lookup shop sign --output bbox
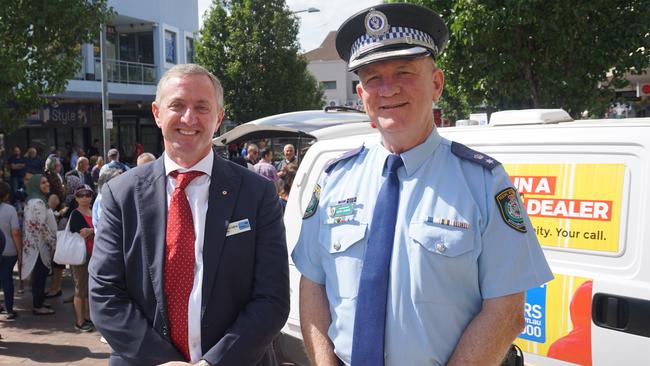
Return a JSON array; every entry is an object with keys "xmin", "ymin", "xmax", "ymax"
[{"xmin": 23, "ymin": 104, "xmax": 91, "ymax": 127}]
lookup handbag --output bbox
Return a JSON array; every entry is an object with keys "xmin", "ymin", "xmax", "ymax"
[{"xmin": 54, "ymin": 216, "xmax": 87, "ymax": 265}]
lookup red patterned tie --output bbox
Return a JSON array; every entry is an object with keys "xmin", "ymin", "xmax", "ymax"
[{"xmin": 164, "ymin": 170, "xmax": 204, "ymax": 361}]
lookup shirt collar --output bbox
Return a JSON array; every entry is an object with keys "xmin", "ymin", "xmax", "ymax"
[
  {"xmin": 163, "ymin": 150, "xmax": 213, "ymax": 177},
  {"xmin": 376, "ymin": 127, "xmax": 442, "ymax": 177}
]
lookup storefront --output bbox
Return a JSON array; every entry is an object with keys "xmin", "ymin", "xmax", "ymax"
[{"xmin": 6, "ymin": 102, "xmax": 162, "ymax": 165}]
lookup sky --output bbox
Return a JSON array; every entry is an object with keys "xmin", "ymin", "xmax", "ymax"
[{"xmin": 197, "ymin": 0, "xmax": 378, "ymax": 52}]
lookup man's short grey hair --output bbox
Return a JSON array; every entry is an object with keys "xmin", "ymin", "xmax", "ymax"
[
  {"xmin": 155, "ymin": 63, "xmax": 224, "ymax": 108},
  {"xmin": 107, "ymin": 148, "xmax": 119, "ymax": 159},
  {"xmin": 97, "ymin": 168, "xmax": 123, "ymax": 192},
  {"xmin": 136, "ymin": 152, "xmax": 156, "ymax": 166},
  {"xmin": 76, "ymin": 156, "xmax": 89, "ymax": 169}
]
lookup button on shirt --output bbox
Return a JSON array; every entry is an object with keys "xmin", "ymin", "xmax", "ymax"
[
  {"xmin": 292, "ymin": 129, "xmax": 553, "ymax": 365},
  {"xmin": 164, "ymin": 151, "xmax": 213, "ymax": 363}
]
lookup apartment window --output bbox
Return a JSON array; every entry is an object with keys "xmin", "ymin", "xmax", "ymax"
[
  {"xmin": 119, "ymin": 32, "xmax": 154, "ymax": 64},
  {"xmin": 321, "ymin": 81, "xmax": 337, "ymax": 90},
  {"xmin": 186, "ymin": 37, "xmax": 195, "ymax": 63},
  {"xmin": 165, "ymin": 30, "xmax": 177, "ymax": 64}
]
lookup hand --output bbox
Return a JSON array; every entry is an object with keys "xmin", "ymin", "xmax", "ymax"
[{"xmin": 80, "ymin": 228, "xmax": 93, "ymax": 238}]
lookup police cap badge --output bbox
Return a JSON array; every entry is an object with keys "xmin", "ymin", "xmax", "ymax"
[{"xmin": 335, "ymin": 3, "xmax": 449, "ymax": 71}]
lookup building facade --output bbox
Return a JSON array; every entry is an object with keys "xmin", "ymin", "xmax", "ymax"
[
  {"xmin": 304, "ymin": 32, "xmax": 362, "ymax": 110},
  {"xmin": 6, "ymin": 0, "xmax": 199, "ymax": 165}
]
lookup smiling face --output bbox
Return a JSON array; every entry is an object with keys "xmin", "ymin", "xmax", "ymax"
[
  {"xmin": 39, "ymin": 177, "xmax": 50, "ymax": 195},
  {"xmin": 283, "ymin": 144, "xmax": 295, "ymax": 161},
  {"xmin": 152, "ymin": 74, "xmax": 224, "ymax": 167},
  {"xmin": 75, "ymin": 190, "xmax": 92, "ymax": 208},
  {"xmin": 356, "ymin": 56, "xmax": 444, "ymax": 153}
]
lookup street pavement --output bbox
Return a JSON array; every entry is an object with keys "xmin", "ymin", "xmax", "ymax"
[{"xmin": 0, "ymin": 269, "xmax": 111, "ymax": 365}]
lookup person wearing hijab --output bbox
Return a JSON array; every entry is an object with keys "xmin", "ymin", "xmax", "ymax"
[{"xmin": 21, "ymin": 174, "xmax": 57, "ymax": 315}]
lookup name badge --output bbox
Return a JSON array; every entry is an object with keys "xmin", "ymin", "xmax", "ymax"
[{"xmin": 226, "ymin": 219, "xmax": 251, "ymax": 237}]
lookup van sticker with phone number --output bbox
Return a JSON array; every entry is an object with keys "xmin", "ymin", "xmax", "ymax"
[
  {"xmin": 516, "ymin": 275, "xmax": 593, "ymax": 365},
  {"xmin": 504, "ymin": 163, "xmax": 625, "ymax": 253}
]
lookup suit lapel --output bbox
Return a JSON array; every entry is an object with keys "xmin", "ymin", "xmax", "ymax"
[
  {"xmin": 201, "ymin": 152, "xmax": 242, "ymax": 317},
  {"xmin": 136, "ymin": 158, "xmax": 169, "ymax": 324}
]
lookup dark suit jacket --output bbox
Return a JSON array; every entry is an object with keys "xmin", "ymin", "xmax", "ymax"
[
  {"xmin": 88, "ymin": 152, "xmax": 290, "ymax": 366},
  {"xmin": 65, "ymin": 169, "xmax": 93, "ymax": 187}
]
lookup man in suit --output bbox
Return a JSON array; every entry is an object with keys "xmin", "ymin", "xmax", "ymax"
[
  {"xmin": 65, "ymin": 156, "xmax": 92, "ymax": 187},
  {"xmin": 89, "ymin": 64, "xmax": 290, "ymax": 366}
]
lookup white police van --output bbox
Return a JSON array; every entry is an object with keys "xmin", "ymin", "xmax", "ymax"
[{"xmin": 276, "ymin": 109, "xmax": 650, "ymax": 366}]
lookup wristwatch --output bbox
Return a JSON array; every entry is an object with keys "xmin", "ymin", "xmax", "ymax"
[{"xmin": 196, "ymin": 360, "xmax": 212, "ymax": 366}]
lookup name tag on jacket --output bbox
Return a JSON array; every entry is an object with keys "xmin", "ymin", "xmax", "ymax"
[{"xmin": 226, "ymin": 219, "xmax": 251, "ymax": 237}]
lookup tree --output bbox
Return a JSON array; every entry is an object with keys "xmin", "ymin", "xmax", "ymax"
[
  {"xmin": 0, "ymin": 0, "xmax": 113, "ymax": 133},
  {"xmin": 197, "ymin": 0, "xmax": 323, "ymax": 124},
  {"xmin": 395, "ymin": 0, "xmax": 650, "ymax": 120}
]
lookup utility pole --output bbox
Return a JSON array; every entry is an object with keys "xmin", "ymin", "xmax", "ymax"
[{"xmin": 100, "ymin": 23, "xmax": 110, "ymax": 159}]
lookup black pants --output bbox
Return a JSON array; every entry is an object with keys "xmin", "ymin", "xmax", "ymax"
[
  {"xmin": 0, "ymin": 255, "xmax": 18, "ymax": 312},
  {"xmin": 31, "ymin": 256, "xmax": 49, "ymax": 308}
]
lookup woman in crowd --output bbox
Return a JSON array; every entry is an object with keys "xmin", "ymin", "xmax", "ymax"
[
  {"xmin": 277, "ymin": 164, "xmax": 297, "ymax": 213},
  {"xmin": 90, "ymin": 156, "xmax": 103, "ymax": 186},
  {"xmin": 21, "ymin": 174, "xmax": 57, "ymax": 315},
  {"xmin": 0, "ymin": 182, "xmax": 23, "ymax": 319},
  {"xmin": 43, "ymin": 156, "xmax": 66, "ymax": 298},
  {"xmin": 68, "ymin": 184, "xmax": 95, "ymax": 332},
  {"xmin": 43, "ymin": 155, "xmax": 65, "ymax": 204}
]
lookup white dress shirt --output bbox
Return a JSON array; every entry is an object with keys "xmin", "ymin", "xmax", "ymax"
[{"xmin": 164, "ymin": 151, "xmax": 213, "ymax": 363}]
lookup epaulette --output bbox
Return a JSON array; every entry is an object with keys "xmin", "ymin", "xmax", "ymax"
[
  {"xmin": 451, "ymin": 141, "xmax": 500, "ymax": 171},
  {"xmin": 324, "ymin": 144, "xmax": 365, "ymax": 174}
]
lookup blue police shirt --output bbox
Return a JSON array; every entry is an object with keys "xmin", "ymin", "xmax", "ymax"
[{"xmin": 291, "ymin": 128, "xmax": 554, "ymax": 365}]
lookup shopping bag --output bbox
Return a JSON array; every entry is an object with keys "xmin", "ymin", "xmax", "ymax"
[{"xmin": 54, "ymin": 218, "xmax": 86, "ymax": 265}]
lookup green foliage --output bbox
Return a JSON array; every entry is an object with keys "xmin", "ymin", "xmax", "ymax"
[
  {"xmin": 197, "ymin": 0, "xmax": 324, "ymax": 124},
  {"xmin": 0, "ymin": 0, "xmax": 113, "ymax": 133},
  {"xmin": 393, "ymin": 0, "xmax": 650, "ymax": 120}
]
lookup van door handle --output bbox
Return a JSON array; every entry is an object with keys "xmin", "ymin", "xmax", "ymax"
[{"xmin": 592, "ymin": 293, "xmax": 650, "ymax": 338}]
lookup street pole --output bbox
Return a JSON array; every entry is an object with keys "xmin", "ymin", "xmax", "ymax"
[{"xmin": 100, "ymin": 23, "xmax": 109, "ymax": 159}]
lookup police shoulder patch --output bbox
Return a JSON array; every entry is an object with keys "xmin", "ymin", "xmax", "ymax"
[
  {"xmin": 451, "ymin": 141, "xmax": 500, "ymax": 171},
  {"xmin": 495, "ymin": 187, "xmax": 527, "ymax": 233},
  {"xmin": 324, "ymin": 145, "xmax": 365, "ymax": 174},
  {"xmin": 303, "ymin": 184, "xmax": 321, "ymax": 219}
]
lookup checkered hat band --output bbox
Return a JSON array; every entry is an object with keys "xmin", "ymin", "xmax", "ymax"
[{"xmin": 350, "ymin": 26, "xmax": 437, "ymax": 60}]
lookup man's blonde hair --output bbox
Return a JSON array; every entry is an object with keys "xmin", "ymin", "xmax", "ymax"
[{"xmin": 155, "ymin": 63, "xmax": 224, "ymax": 108}]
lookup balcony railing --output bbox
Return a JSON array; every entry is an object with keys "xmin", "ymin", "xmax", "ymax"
[{"xmin": 93, "ymin": 58, "xmax": 157, "ymax": 85}]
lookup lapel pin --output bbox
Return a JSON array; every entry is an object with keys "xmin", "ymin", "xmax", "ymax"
[{"xmin": 222, "ymin": 190, "xmax": 228, "ymax": 196}]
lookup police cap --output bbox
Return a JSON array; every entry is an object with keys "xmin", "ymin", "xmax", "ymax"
[{"xmin": 335, "ymin": 3, "xmax": 449, "ymax": 72}]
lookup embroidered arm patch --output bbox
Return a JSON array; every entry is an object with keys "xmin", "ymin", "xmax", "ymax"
[
  {"xmin": 303, "ymin": 184, "xmax": 321, "ymax": 219},
  {"xmin": 495, "ymin": 187, "xmax": 527, "ymax": 233}
]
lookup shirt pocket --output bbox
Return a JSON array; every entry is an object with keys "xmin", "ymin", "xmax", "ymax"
[
  {"xmin": 408, "ymin": 222, "xmax": 477, "ymax": 303},
  {"xmin": 319, "ymin": 223, "xmax": 367, "ymax": 299}
]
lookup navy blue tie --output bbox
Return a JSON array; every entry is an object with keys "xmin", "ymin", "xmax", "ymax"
[{"xmin": 351, "ymin": 154, "xmax": 403, "ymax": 366}]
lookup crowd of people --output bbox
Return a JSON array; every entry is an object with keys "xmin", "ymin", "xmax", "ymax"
[
  {"xmin": 0, "ymin": 142, "xmax": 156, "ymax": 337},
  {"xmin": 233, "ymin": 141, "xmax": 300, "ymax": 211}
]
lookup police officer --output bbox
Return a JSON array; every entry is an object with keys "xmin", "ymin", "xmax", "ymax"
[{"xmin": 291, "ymin": 3, "xmax": 553, "ymax": 366}]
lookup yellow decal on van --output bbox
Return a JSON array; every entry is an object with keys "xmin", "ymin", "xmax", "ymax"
[
  {"xmin": 504, "ymin": 163, "xmax": 625, "ymax": 253},
  {"xmin": 516, "ymin": 274, "xmax": 593, "ymax": 365}
]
